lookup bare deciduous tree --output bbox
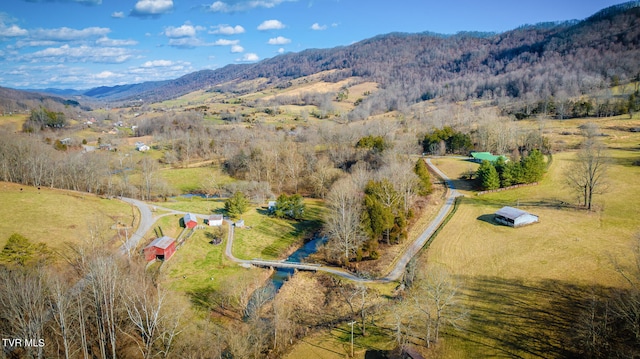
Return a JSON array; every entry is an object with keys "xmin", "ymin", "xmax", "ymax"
[
  {"xmin": 566, "ymin": 123, "xmax": 609, "ymax": 211},
  {"xmin": 0, "ymin": 267, "xmax": 48, "ymax": 359},
  {"xmin": 411, "ymin": 266, "xmax": 465, "ymax": 347},
  {"xmin": 324, "ymin": 178, "xmax": 366, "ymax": 263}
]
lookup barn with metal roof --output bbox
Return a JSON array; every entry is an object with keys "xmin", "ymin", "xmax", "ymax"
[
  {"xmin": 143, "ymin": 236, "xmax": 177, "ymax": 261},
  {"xmin": 494, "ymin": 206, "xmax": 539, "ymax": 227}
]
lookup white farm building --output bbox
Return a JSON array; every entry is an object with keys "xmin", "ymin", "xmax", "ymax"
[{"xmin": 494, "ymin": 206, "xmax": 539, "ymax": 227}]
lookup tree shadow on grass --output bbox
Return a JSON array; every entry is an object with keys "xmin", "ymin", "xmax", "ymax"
[
  {"xmin": 188, "ymin": 286, "xmax": 216, "ymax": 311},
  {"xmin": 452, "ymin": 275, "xmax": 623, "ymax": 358},
  {"xmin": 260, "ymin": 219, "xmax": 324, "ymax": 258}
]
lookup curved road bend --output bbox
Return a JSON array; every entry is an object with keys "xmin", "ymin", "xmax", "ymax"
[{"xmin": 122, "ymin": 157, "xmax": 461, "ymax": 283}]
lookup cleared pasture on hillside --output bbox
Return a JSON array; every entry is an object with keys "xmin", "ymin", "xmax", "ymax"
[
  {"xmin": 0, "ymin": 182, "xmax": 135, "ymax": 253},
  {"xmin": 426, "ymin": 146, "xmax": 640, "ymax": 357},
  {"xmin": 158, "ymin": 165, "xmax": 234, "ymax": 193},
  {"xmin": 0, "ymin": 114, "xmax": 27, "ymax": 131}
]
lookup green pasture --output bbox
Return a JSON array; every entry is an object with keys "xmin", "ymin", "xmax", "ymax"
[
  {"xmin": 158, "ymin": 165, "xmax": 234, "ymax": 193},
  {"xmin": 0, "ymin": 182, "xmax": 135, "ymax": 254},
  {"xmin": 161, "ymin": 224, "xmax": 247, "ymax": 294},
  {"xmin": 156, "ymin": 196, "xmax": 226, "ymax": 215},
  {"xmin": 232, "ymin": 199, "xmax": 325, "ymax": 260}
]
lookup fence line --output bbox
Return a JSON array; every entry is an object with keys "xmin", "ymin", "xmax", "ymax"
[{"xmin": 476, "ymin": 182, "xmax": 539, "ymax": 195}]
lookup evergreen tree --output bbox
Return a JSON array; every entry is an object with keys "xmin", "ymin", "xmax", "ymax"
[
  {"xmin": 501, "ymin": 161, "xmax": 521, "ymax": 187},
  {"xmin": 225, "ymin": 191, "xmax": 249, "ymax": 219},
  {"xmin": 414, "ymin": 159, "xmax": 433, "ymax": 195},
  {"xmin": 0, "ymin": 233, "xmax": 49, "ymax": 267},
  {"xmin": 476, "ymin": 160, "xmax": 500, "ymax": 190},
  {"xmin": 520, "ymin": 149, "xmax": 546, "ymax": 183},
  {"xmin": 273, "ymin": 193, "xmax": 305, "ymax": 220}
]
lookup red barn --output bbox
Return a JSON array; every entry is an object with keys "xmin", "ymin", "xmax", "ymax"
[
  {"xmin": 143, "ymin": 236, "xmax": 176, "ymax": 262},
  {"xmin": 183, "ymin": 213, "xmax": 198, "ymax": 229}
]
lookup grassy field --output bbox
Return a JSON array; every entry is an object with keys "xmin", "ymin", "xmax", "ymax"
[
  {"xmin": 158, "ymin": 165, "xmax": 234, "ymax": 194},
  {"xmin": 0, "ymin": 114, "xmax": 27, "ymax": 131},
  {"xmin": 232, "ymin": 199, "xmax": 325, "ymax": 260},
  {"xmin": 424, "ymin": 119, "xmax": 640, "ymax": 357},
  {"xmin": 0, "ymin": 181, "xmax": 135, "ymax": 253},
  {"xmin": 162, "ymin": 224, "xmax": 240, "ymax": 292},
  {"xmin": 156, "ymin": 196, "xmax": 226, "ymax": 215},
  {"xmin": 283, "ymin": 116, "xmax": 640, "ymax": 358}
]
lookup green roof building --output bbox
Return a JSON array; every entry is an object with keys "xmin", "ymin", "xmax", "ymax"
[{"xmin": 470, "ymin": 152, "xmax": 508, "ymax": 163}]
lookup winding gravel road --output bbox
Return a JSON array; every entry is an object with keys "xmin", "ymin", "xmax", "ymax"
[{"xmin": 121, "ymin": 158, "xmax": 460, "ymax": 283}]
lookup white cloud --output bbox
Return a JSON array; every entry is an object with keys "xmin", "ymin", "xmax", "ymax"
[
  {"xmin": 31, "ymin": 27, "xmax": 110, "ymax": 41},
  {"xmin": 213, "ymin": 39, "xmax": 239, "ymax": 46},
  {"xmin": 257, "ymin": 20, "xmax": 285, "ymax": 31},
  {"xmin": 95, "ymin": 71, "xmax": 117, "ymax": 79},
  {"xmin": 267, "ymin": 36, "xmax": 290, "ymax": 45},
  {"xmin": 210, "ymin": 24, "xmax": 245, "ymax": 35},
  {"xmin": 164, "ymin": 24, "xmax": 199, "ymax": 38},
  {"xmin": 237, "ymin": 53, "xmax": 259, "ymax": 62},
  {"xmin": 277, "ymin": 48, "xmax": 284, "ymax": 53},
  {"xmin": 231, "ymin": 44, "xmax": 244, "ymax": 53},
  {"xmin": 15, "ymin": 40, "xmax": 58, "ymax": 48},
  {"xmin": 0, "ymin": 25, "xmax": 28, "ymax": 37},
  {"xmin": 141, "ymin": 59, "xmax": 175, "ymax": 68},
  {"xmin": 132, "ymin": 0, "xmax": 174, "ymax": 16},
  {"xmin": 111, "ymin": 11, "xmax": 125, "ymax": 18},
  {"xmin": 311, "ymin": 23, "xmax": 327, "ymax": 31},
  {"xmin": 168, "ymin": 37, "xmax": 212, "ymax": 48},
  {"xmin": 208, "ymin": 0, "xmax": 293, "ymax": 13},
  {"xmin": 96, "ymin": 36, "xmax": 138, "ymax": 46},
  {"xmin": 23, "ymin": 44, "xmax": 134, "ymax": 63}
]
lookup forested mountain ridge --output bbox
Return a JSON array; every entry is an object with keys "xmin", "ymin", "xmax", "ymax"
[
  {"xmin": 0, "ymin": 86, "xmax": 82, "ymax": 114},
  {"xmin": 26, "ymin": 2, "xmax": 640, "ymax": 111}
]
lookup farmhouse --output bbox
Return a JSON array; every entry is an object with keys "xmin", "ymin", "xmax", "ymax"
[
  {"xmin": 143, "ymin": 236, "xmax": 176, "ymax": 261},
  {"xmin": 494, "ymin": 206, "xmax": 539, "ymax": 227},
  {"xmin": 206, "ymin": 214, "xmax": 223, "ymax": 226},
  {"xmin": 471, "ymin": 152, "xmax": 508, "ymax": 163},
  {"xmin": 183, "ymin": 213, "xmax": 198, "ymax": 229}
]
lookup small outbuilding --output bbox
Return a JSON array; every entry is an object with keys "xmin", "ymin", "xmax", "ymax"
[
  {"xmin": 206, "ymin": 214, "xmax": 223, "ymax": 226},
  {"xmin": 143, "ymin": 236, "xmax": 176, "ymax": 261},
  {"xmin": 183, "ymin": 213, "xmax": 198, "ymax": 229},
  {"xmin": 494, "ymin": 206, "xmax": 539, "ymax": 227},
  {"xmin": 235, "ymin": 219, "xmax": 245, "ymax": 228}
]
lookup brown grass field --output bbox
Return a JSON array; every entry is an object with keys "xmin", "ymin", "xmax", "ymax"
[
  {"xmin": 284, "ymin": 116, "xmax": 640, "ymax": 358},
  {"xmin": 426, "ymin": 117, "xmax": 640, "ymax": 358},
  {"xmin": 0, "ymin": 181, "xmax": 136, "ymax": 254}
]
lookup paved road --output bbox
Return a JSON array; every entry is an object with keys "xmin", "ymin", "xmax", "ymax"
[
  {"xmin": 379, "ymin": 158, "xmax": 460, "ymax": 281},
  {"xmin": 119, "ymin": 197, "xmax": 154, "ymax": 256},
  {"xmin": 122, "ymin": 157, "xmax": 460, "ymax": 283},
  {"xmin": 222, "ymin": 157, "xmax": 461, "ymax": 283}
]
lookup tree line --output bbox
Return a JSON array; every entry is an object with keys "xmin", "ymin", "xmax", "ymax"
[{"xmin": 476, "ymin": 150, "xmax": 547, "ymax": 190}]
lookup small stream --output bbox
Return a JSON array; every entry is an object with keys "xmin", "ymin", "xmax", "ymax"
[
  {"xmin": 270, "ymin": 235, "xmax": 327, "ymax": 291},
  {"xmin": 244, "ymin": 235, "xmax": 327, "ymax": 319}
]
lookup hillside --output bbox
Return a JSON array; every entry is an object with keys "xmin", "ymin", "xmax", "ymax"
[
  {"xmin": 0, "ymin": 86, "xmax": 82, "ymax": 114},
  {"xmin": 44, "ymin": 1, "xmax": 639, "ymax": 114}
]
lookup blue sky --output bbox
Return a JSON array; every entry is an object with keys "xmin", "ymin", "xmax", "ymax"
[{"xmin": 0, "ymin": 0, "xmax": 626, "ymax": 89}]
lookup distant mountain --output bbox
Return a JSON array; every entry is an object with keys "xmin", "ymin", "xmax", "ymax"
[
  {"xmin": 24, "ymin": 1, "xmax": 640, "ymax": 111},
  {"xmin": 0, "ymin": 86, "xmax": 81, "ymax": 114}
]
